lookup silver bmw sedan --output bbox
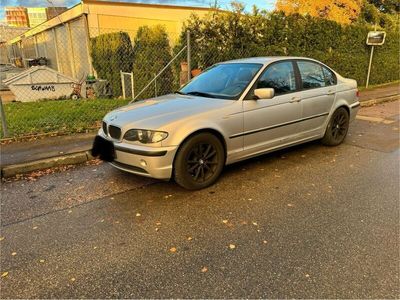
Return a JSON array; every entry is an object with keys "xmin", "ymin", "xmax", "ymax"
[{"xmin": 92, "ymin": 57, "xmax": 360, "ymax": 190}]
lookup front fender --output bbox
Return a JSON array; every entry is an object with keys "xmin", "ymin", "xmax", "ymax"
[{"xmin": 161, "ymin": 119, "xmax": 228, "ymax": 147}]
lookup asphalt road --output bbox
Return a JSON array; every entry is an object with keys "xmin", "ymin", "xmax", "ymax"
[{"xmin": 1, "ymin": 101, "xmax": 399, "ymax": 298}]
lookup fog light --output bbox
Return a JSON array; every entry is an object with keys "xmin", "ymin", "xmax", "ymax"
[{"xmin": 140, "ymin": 159, "xmax": 147, "ymax": 167}]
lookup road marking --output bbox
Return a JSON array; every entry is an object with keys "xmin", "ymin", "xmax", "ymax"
[{"xmin": 356, "ymin": 115, "xmax": 395, "ymax": 124}]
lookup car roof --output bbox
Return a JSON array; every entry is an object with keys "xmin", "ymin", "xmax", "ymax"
[{"xmin": 220, "ymin": 56, "xmax": 317, "ymax": 65}]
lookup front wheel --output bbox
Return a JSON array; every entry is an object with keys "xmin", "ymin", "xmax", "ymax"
[
  {"xmin": 174, "ymin": 133, "xmax": 225, "ymax": 190},
  {"xmin": 322, "ymin": 107, "xmax": 349, "ymax": 146}
]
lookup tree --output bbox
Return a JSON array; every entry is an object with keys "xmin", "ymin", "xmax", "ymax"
[
  {"xmin": 275, "ymin": 0, "xmax": 363, "ymax": 24},
  {"xmin": 367, "ymin": 0, "xmax": 399, "ymax": 13},
  {"xmin": 133, "ymin": 25, "xmax": 173, "ymax": 99},
  {"xmin": 90, "ymin": 32, "xmax": 134, "ymax": 96}
]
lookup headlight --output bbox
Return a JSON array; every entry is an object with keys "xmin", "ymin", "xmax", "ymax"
[{"xmin": 123, "ymin": 129, "xmax": 168, "ymax": 143}]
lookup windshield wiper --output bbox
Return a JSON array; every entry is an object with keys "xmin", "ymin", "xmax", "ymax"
[
  {"xmin": 185, "ymin": 91, "xmax": 216, "ymax": 98},
  {"xmin": 174, "ymin": 91, "xmax": 186, "ymax": 95}
]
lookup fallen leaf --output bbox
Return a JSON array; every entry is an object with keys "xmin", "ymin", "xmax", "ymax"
[
  {"xmin": 71, "ymin": 277, "xmax": 76, "ymax": 282},
  {"xmin": 229, "ymin": 244, "xmax": 236, "ymax": 250},
  {"xmin": 222, "ymin": 220, "xmax": 228, "ymax": 224},
  {"xmin": 1, "ymin": 272, "xmax": 9, "ymax": 277},
  {"xmin": 169, "ymin": 247, "xmax": 177, "ymax": 253},
  {"xmin": 252, "ymin": 222, "xmax": 258, "ymax": 226},
  {"xmin": 39, "ymin": 259, "xmax": 45, "ymax": 263},
  {"xmin": 93, "ymin": 246, "xmax": 98, "ymax": 249},
  {"xmin": 68, "ymin": 210, "xmax": 72, "ymax": 214},
  {"xmin": 136, "ymin": 213, "xmax": 141, "ymax": 217},
  {"xmin": 305, "ymin": 274, "xmax": 310, "ymax": 278},
  {"xmin": 11, "ymin": 252, "xmax": 16, "ymax": 256},
  {"xmin": 156, "ymin": 222, "xmax": 161, "ymax": 226},
  {"xmin": 201, "ymin": 267, "xmax": 208, "ymax": 273},
  {"xmin": 32, "ymin": 226, "xmax": 38, "ymax": 230},
  {"xmin": 287, "ymin": 203, "xmax": 294, "ymax": 207},
  {"xmin": 0, "ymin": 237, "xmax": 4, "ymax": 241},
  {"xmin": 155, "ymin": 228, "xmax": 159, "ymax": 232},
  {"xmin": 248, "ymin": 198, "xmax": 252, "ymax": 201},
  {"xmin": 187, "ymin": 236, "xmax": 193, "ymax": 241},
  {"xmin": 263, "ymin": 240, "xmax": 268, "ymax": 244}
]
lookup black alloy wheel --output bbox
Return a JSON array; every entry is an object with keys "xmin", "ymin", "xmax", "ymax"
[
  {"xmin": 174, "ymin": 133, "xmax": 225, "ymax": 190},
  {"xmin": 322, "ymin": 107, "xmax": 350, "ymax": 146}
]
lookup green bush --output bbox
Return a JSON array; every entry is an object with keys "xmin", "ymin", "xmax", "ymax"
[
  {"xmin": 133, "ymin": 25, "xmax": 174, "ymax": 99},
  {"xmin": 179, "ymin": 10, "xmax": 399, "ymax": 86},
  {"xmin": 90, "ymin": 32, "xmax": 134, "ymax": 97}
]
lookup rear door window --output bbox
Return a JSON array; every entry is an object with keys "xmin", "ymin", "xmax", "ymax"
[
  {"xmin": 322, "ymin": 66, "xmax": 337, "ymax": 86},
  {"xmin": 297, "ymin": 61, "xmax": 326, "ymax": 89}
]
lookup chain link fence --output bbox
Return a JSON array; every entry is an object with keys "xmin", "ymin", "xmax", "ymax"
[{"xmin": 0, "ymin": 23, "xmax": 277, "ymax": 140}]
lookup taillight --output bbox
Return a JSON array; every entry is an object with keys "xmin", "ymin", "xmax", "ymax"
[{"xmin": 356, "ymin": 89, "xmax": 360, "ymax": 97}]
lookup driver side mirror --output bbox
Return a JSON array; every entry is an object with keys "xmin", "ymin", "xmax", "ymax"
[{"xmin": 254, "ymin": 88, "xmax": 274, "ymax": 100}]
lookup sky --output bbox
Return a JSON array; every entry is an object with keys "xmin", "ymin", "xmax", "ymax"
[{"xmin": 0, "ymin": 0, "xmax": 275, "ymax": 23}]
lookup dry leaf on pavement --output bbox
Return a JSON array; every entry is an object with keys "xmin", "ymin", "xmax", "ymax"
[
  {"xmin": 1, "ymin": 272, "xmax": 9, "ymax": 277},
  {"xmin": 169, "ymin": 247, "xmax": 177, "ymax": 253},
  {"xmin": 201, "ymin": 267, "xmax": 208, "ymax": 273},
  {"xmin": 229, "ymin": 244, "xmax": 236, "ymax": 250}
]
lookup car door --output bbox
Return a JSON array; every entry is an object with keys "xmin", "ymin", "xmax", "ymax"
[
  {"xmin": 241, "ymin": 60, "xmax": 303, "ymax": 156},
  {"xmin": 295, "ymin": 60, "xmax": 337, "ymax": 135}
]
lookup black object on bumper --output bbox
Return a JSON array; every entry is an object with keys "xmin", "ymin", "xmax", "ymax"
[{"xmin": 91, "ymin": 136, "xmax": 115, "ymax": 162}]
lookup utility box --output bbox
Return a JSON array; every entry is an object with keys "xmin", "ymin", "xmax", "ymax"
[{"xmin": 3, "ymin": 66, "xmax": 81, "ymax": 102}]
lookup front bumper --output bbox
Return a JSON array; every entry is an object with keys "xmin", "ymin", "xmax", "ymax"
[{"xmin": 94, "ymin": 134, "xmax": 178, "ymax": 179}]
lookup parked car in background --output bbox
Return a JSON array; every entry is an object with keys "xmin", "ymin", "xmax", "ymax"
[{"xmin": 92, "ymin": 57, "xmax": 360, "ymax": 190}]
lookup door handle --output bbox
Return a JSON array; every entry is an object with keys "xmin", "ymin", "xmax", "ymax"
[
  {"xmin": 326, "ymin": 90, "xmax": 335, "ymax": 95},
  {"xmin": 289, "ymin": 96, "xmax": 301, "ymax": 103}
]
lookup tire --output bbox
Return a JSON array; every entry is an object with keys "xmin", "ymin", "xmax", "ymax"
[
  {"xmin": 322, "ymin": 107, "xmax": 350, "ymax": 146},
  {"xmin": 71, "ymin": 94, "xmax": 79, "ymax": 100},
  {"xmin": 174, "ymin": 132, "xmax": 225, "ymax": 190}
]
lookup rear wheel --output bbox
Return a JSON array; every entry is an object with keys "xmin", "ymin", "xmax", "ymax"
[
  {"xmin": 322, "ymin": 107, "xmax": 349, "ymax": 146},
  {"xmin": 174, "ymin": 133, "xmax": 225, "ymax": 190}
]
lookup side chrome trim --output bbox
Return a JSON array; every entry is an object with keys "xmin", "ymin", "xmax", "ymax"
[
  {"xmin": 350, "ymin": 102, "xmax": 360, "ymax": 109},
  {"xmin": 114, "ymin": 145, "xmax": 167, "ymax": 157},
  {"xmin": 230, "ymin": 112, "xmax": 329, "ymax": 139}
]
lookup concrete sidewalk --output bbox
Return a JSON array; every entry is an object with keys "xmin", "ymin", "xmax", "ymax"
[
  {"xmin": 1, "ymin": 133, "xmax": 95, "ymax": 167},
  {"xmin": 1, "ymin": 82, "xmax": 399, "ymax": 176},
  {"xmin": 359, "ymin": 82, "xmax": 399, "ymax": 101}
]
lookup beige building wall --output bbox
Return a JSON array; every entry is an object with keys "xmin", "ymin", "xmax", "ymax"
[{"xmin": 84, "ymin": 0, "xmax": 212, "ymax": 42}]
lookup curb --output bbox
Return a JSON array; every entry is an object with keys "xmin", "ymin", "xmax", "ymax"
[
  {"xmin": 1, "ymin": 150, "xmax": 93, "ymax": 178},
  {"xmin": 360, "ymin": 94, "xmax": 399, "ymax": 107}
]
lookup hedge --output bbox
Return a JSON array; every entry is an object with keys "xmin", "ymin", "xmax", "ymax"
[
  {"xmin": 90, "ymin": 32, "xmax": 134, "ymax": 97},
  {"xmin": 133, "ymin": 25, "xmax": 174, "ymax": 99},
  {"xmin": 179, "ymin": 11, "xmax": 399, "ymax": 86}
]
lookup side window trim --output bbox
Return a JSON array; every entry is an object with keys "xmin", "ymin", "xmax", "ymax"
[{"xmin": 244, "ymin": 59, "xmax": 299, "ymax": 100}]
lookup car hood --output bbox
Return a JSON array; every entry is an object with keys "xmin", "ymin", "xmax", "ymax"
[{"xmin": 104, "ymin": 93, "xmax": 234, "ymax": 129}]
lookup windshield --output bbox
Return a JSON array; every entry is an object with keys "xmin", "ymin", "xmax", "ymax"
[{"xmin": 179, "ymin": 63, "xmax": 262, "ymax": 100}]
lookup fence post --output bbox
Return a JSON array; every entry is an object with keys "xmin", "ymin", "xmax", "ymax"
[
  {"xmin": 187, "ymin": 30, "xmax": 191, "ymax": 81},
  {"xmin": 120, "ymin": 71, "xmax": 126, "ymax": 99},
  {"xmin": 0, "ymin": 96, "xmax": 9, "ymax": 138}
]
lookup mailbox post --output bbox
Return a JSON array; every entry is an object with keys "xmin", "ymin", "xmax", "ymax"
[{"xmin": 365, "ymin": 30, "xmax": 386, "ymax": 88}]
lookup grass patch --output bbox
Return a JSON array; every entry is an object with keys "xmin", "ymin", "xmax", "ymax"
[{"xmin": 1, "ymin": 98, "xmax": 130, "ymax": 138}]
